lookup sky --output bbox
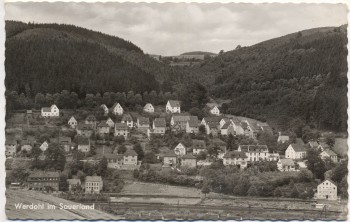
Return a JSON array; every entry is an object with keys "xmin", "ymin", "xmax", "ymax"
[{"xmin": 4, "ymin": 2, "xmax": 348, "ymax": 56}]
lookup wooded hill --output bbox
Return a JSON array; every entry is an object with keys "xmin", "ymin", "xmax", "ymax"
[
  {"xmin": 5, "ymin": 21, "xmax": 184, "ymax": 96},
  {"xmin": 188, "ymin": 25, "xmax": 348, "ymax": 132}
]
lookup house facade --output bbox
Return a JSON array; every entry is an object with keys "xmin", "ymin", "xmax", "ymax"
[
  {"xmin": 27, "ymin": 171, "xmax": 60, "ymax": 191},
  {"xmin": 220, "ymin": 122, "xmax": 235, "ymax": 135},
  {"xmin": 238, "ymin": 145, "xmax": 269, "ymax": 162},
  {"xmin": 277, "ymin": 159, "xmax": 295, "ymax": 171},
  {"xmin": 100, "ymin": 104, "xmax": 109, "ymax": 115},
  {"xmin": 223, "ymin": 151, "xmax": 248, "ymax": 168},
  {"xmin": 186, "ymin": 120, "xmax": 199, "ymax": 134},
  {"xmin": 114, "ymin": 123, "xmax": 129, "ymax": 139},
  {"xmin": 41, "ymin": 104, "xmax": 59, "ymax": 117},
  {"xmin": 97, "ymin": 122, "xmax": 110, "ymax": 135},
  {"xmin": 40, "ymin": 141, "xmax": 49, "ymax": 152},
  {"xmin": 85, "ymin": 115, "xmax": 97, "ymax": 128},
  {"xmin": 5, "ymin": 139, "xmax": 17, "ymax": 157},
  {"xmin": 121, "ymin": 114, "xmax": 134, "ymax": 128},
  {"xmin": 181, "ymin": 154, "xmax": 197, "ymax": 167},
  {"xmin": 163, "ymin": 151, "xmax": 177, "ymax": 166},
  {"xmin": 77, "ymin": 137, "xmax": 90, "ymax": 153},
  {"xmin": 67, "ymin": 179, "xmax": 81, "ymax": 191},
  {"xmin": 111, "ymin": 103, "xmax": 124, "ymax": 115},
  {"xmin": 106, "ymin": 118, "xmax": 115, "ymax": 128},
  {"xmin": 192, "ymin": 140, "xmax": 206, "ymax": 154},
  {"xmin": 174, "ymin": 143, "xmax": 187, "ymax": 156},
  {"xmin": 166, "ymin": 100, "xmax": 181, "ymax": 113},
  {"xmin": 137, "ymin": 117, "xmax": 150, "ymax": 130},
  {"xmin": 123, "ymin": 150, "xmax": 138, "ymax": 165},
  {"xmin": 85, "ymin": 176, "xmax": 103, "ymax": 194},
  {"xmin": 316, "ymin": 179, "xmax": 337, "ymax": 200},
  {"xmin": 68, "ymin": 116, "xmax": 78, "ymax": 128},
  {"xmin": 285, "ymin": 144, "xmax": 307, "ymax": 159},
  {"xmin": 143, "ymin": 103, "xmax": 154, "ymax": 113},
  {"xmin": 320, "ymin": 149, "xmax": 338, "ymax": 163},
  {"xmin": 59, "ymin": 137, "xmax": 72, "ymax": 152},
  {"xmin": 209, "ymin": 106, "xmax": 220, "ymax": 116}
]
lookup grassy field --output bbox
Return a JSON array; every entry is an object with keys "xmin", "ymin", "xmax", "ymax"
[
  {"xmin": 333, "ymin": 138, "xmax": 348, "ymax": 157},
  {"xmin": 6, "ymin": 189, "xmax": 121, "ymax": 220}
]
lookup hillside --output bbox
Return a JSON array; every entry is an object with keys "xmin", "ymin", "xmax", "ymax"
[
  {"xmin": 180, "ymin": 51, "xmax": 217, "ymax": 56},
  {"xmin": 6, "ymin": 189, "xmax": 120, "ymax": 220},
  {"xmin": 189, "ymin": 25, "xmax": 348, "ymax": 132},
  {"xmin": 5, "ymin": 21, "xmax": 184, "ymax": 96}
]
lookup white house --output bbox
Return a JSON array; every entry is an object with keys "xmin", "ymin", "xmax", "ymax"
[
  {"xmin": 121, "ymin": 114, "xmax": 134, "ymax": 128},
  {"xmin": 285, "ymin": 144, "xmax": 307, "ymax": 159},
  {"xmin": 223, "ymin": 151, "xmax": 248, "ymax": 168},
  {"xmin": 41, "ymin": 104, "xmax": 59, "ymax": 117},
  {"xmin": 40, "ymin": 141, "xmax": 49, "ymax": 152},
  {"xmin": 192, "ymin": 140, "xmax": 206, "ymax": 154},
  {"xmin": 277, "ymin": 132, "xmax": 290, "ymax": 143},
  {"xmin": 100, "ymin": 104, "xmax": 109, "ymax": 115},
  {"xmin": 238, "ymin": 145, "xmax": 269, "ymax": 162},
  {"xmin": 209, "ymin": 106, "xmax": 220, "ymax": 116},
  {"xmin": 320, "ymin": 149, "xmax": 338, "ymax": 163},
  {"xmin": 174, "ymin": 143, "xmax": 186, "ymax": 156},
  {"xmin": 68, "ymin": 116, "xmax": 77, "ymax": 128},
  {"xmin": 143, "ymin": 103, "xmax": 154, "ymax": 113},
  {"xmin": 277, "ymin": 158, "xmax": 295, "ymax": 171},
  {"xmin": 316, "ymin": 179, "xmax": 337, "ymax": 200},
  {"xmin": 111, "ymin": 102, "xmax": 123, "ymax": 115},
  {"xmin": 166, "ymin": 100, "xmax": 181, "ymax": 113},
  {"xmin": 106, "ymin": 117, "xmax": 115, "ymax": 128}
]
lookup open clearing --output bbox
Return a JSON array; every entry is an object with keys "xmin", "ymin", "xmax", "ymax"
[
  {"xmin": 6, "ymin": 189, "xmax": 121, "ymax": 220},
  {"xmin": 334, "ymin": 138, "xmax": 348, "ymax": 157}
]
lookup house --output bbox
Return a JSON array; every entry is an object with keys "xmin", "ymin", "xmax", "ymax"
[
  {"xmin": 106, "ymin": 118, "xmax": 115, "ymax": 128},
  {"xmin": 41, "ymin": 104, "xmax": 59, "ymax": 117},
  {"xmin": 103, "ymin": 154, "xmax": 124, "ymax": 168},
  {"xmin": 318, "ymin": 142, "xmax": 330, "ymax": 152},
  {"xmin": 67, "ymin": 179, "xmax": 81, "ymax": 191},
  {"xmin": 111, "ymin": 102, "xmax": 124, "ymax": 115},
  {"xmin": 85, "ymin": 115, "xmax": 97, "ymax": 128},
  {"xmin": 277, "ymin": 132, "xmax": 290, "ymax": 143},
  {"xmin": 206, "ymin": 122, "xmax": 220, "ymax": 136},
  {"xmin": 174, "ymin": 143, "xmax": 187, "ymax": 156},
  {"xmin": 123, "ymin": 150, "xmax": 138, "ymax": 165},
  {"xmin": 68, "ymin": 116, "xmax": 78, "ymax": 128},
  {"xmin": 238, "ymin": 145, "xmax": 269, "ymax": 162},
  {"xmin": 192, "ymin": 140, "xmax": 206, "ymax": 155},
  {"xmin": 59, "ymin": 137, "xmax": 72, "ymax": 152},
  {"xmin": 285, "ymin": 143, "xmax": 307, "ymax": 159},
  {"xmin": 100, "ymin": 104, "xmax": 109, "ymax": 115},
  {"xmin": 186, "ymin": 119, "xmax": 200, "ymax": 134},
  {"xmin": 137, "ymin": 117, "xmax": 150, "ymax": 130},
  {"xmin": 268, "ymin": 153, "xmax": 280, "ymax": 161},
  {"xmin": 240, "ymin": 122, "xmax": 251, "ymax": 137},
  {"xmin": 209, "ymin": 106, "xmax": 220, "ymax": 116},
  {"xmin": 151, "ymin": 118, "xmax": 166, "ymax": 135},
  {"xmin": 223, "ymin": 151, "xmax": 248, "ymax": 168},
  {"xmin": 316, "ymin": 179, "xmax": 337, "ymax": 200},
  {"xmin": 114, "ymin": 123, "xmax": 129, "ymax": 139},
  {"xmin": 97, "ymin": 122, "xmax": 110, "ymax": 135},
  {"xmin": 40, "ymin": 141, "xmax": 49, "ymax": 152},
  {"xmin": 163, "ymin": 151, "xmax": 177, "ymax": 166},
  {"xmin": 308, "ymin": 141, "xmax": 319, "ymax": 149},
  {"xmin": 21, "ymin": 140, "xmax": 33, "ymax": 152},
  {"xmin": 277, "ymin": 159, "xmax": 295, "ymax": 171},
  {"xmin": 143, "ymin": 103, "xmax": 154, "ymax": 113},
  {"xmin": 171, "ymin": 115, "xmax": 198, "ymax": 131},
  {"xmin": 201, "ymin": 116, "xmax": 221, "ymax": 127},
  {"xmin": 219, "ymin": 118, "xmax": 230, "ymax": 128},
  {"xmin": 85, "ymin": 176, "xmax": 103, "ymax": 194},
  {"xmin": 76, "ymin": 123, "xmax": 94, "ymax": 138},
  {"xmin": 27, "ymin": 171, "xmax": 60, "ymax": 191},
  {"xmin": 121, "ymin": 114, "xmax": 134, "ymax": 128},
  {"xmin": 181, "ymin": 154, "xmax": 197, "ymax": 167},
  {"xmin": 320, "ymin": 149, "xmax": 338, "ymax": 163},
  {"xmin": 5, "ymin": 139, "xmax": 17, "ymax": 157},
  {"xmin": 77, "ymin": 137, "xmax": 90, "ymax": 153},
  {"xmin": 220, "ymin": 122, "xmax": 235, "ymax": 136},
  {"xmin": 166, "ymin": 100, "xmax": 181, "ymax": 113}
]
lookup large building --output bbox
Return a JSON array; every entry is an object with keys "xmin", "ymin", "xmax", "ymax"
[
  {"xmin": 27, "ymin": 171, "xmax": 60, "ymax": 191},
  {"xmin": 223, "ymin": 151, "xmax": 248, "ymax": 168},
  {"xmin": 285, "ymin": 144, "xmax": 307, "ymax": 159},
  {"xmin": 316, "ymin": 179, "xmax": 337, "ymax": 200},
  {"xmin": 166, "ymin": 100, "xmax": 181, "ymax": 113},
  {"xmin": 238, "ymin": 145, "xmax": 269, "ymax": 162},
  {"xmin": 85, "ymin": 176, "xmax": 103, "ymax": 194},
  {"xmin": 41, "ymin": 104, "xmax": 59, "ymax": 117},
  {"xmin": 114, "ymin": 123, "xmax": 129, "ymax": 139}
]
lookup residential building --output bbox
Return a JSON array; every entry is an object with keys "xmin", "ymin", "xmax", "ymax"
[
  {"xmin": 97, "ymin": 121, "xmax": 110, "ymax": 135},
  {"xmin": 316, "ymin": 179, "xmax": 337, "ymax": 200},
  {"xmin": 181, "ymin": 154, "xmax": 197, "ymax": 167},
  {"xmin": 238, "ymin": 145, "xmax": 269, "ymax": 162},
  {"xmin": 163, "ymin": 151, "xmax": 177, "ymax": 166},
  {"xmin": 40, "ymin": 141, "xmax": 49, "ymax": 152},
  {"xmin": 114, "ymin": 123, "xmax": 129, "ymax": 139},
  {"xmin": 219, "ymin": 118, "xmax": 230, "ymax": 128},
  {"xmin": 151, "ymin": 118, "xmax": 166, "ymax": 135},
  {"xmin": 223, "ymin": 151, "xmax": 248, "ymax": 168},
  {"xmin": 85, "ymin": 176, "xmax": 103, "ymax": 194},
  {"xmin": 103, "ymin": 154, "xmax": 124, "ymax": 168},
  {"xmin": 192, "ymin": 140, "xmax": 206, "ymax": 155},
  {"xmin": 121, "ymin": 114, "xmax": 134, "ymax": 128},
  {"xmin": 268, "ymin": 153, "xmax": 280, "ymax": 161},
  {"xmin": 174, "ymin": 143, "xmax": 187, "ymax": 156},
  {"xmin": 59, "ymin": 137, "xmax": 72, "ymax": 152},
  {"xmin": 111, "ymin": 102, "xmax": 124, "ymax": 115},
  {"xmin": 143, "ymin": 103, "xmax": 154, "ymax": 113},
  {"xmin": 77, "ymin": 137, "xmax": 90, "ymax": 153},
  {"xmin": 277, "ymin": 159, "xmax": 295, "ymax": 171},
  {"xmin": 186, "ymin": 119, "xmax": 200, "ymax": 134},
  {"xmin": 209, "ymin": 106, "xmax": 220, "ymax": 116},
  {"xmin": 171, "ymin": 115, "xmax": 198, "ymax": 131},
  {"xmin": 221, "ymin": 122, "xmax": 235, "ymax": 135},
  {"xmin": 100, "ymin": 104, "xmax": 109, "ymax": 115},
  {"xmin": 85, "ymin": 115, "xmax": 97, "ymax": 128},
  {"xmin": 201, "ymin": 116, "xmax": 221, "ymax": 127},
  {"xmin": 318, "ymin": 142, "xmax": 330, "ymax": 152},
  {"xmin": 41, "ymin": 104, "xmax": 59, "ymax": 117},
  {"xmin": 106, "ymin": 117, "xmax": 115, "ymax": 128},
  {"xmin": 308, "ymin": 141, "xmax": 319, "ymax": 149},
  {"xmin": 206, "ymin": 122, "xmax": 220, "ymax": 136},
  {"xmin": 137, "ymin": 117, "xmax": 150, "ymax": 130},
  {"xmin": 277, "ymin": 132, "xmax": 290, "ymax": 143},
  {"xmin": 68, "ymin": 116, "xmax": 78, "ymax": 128},
  {"xmin": 21, "ymin": 140, "xmax": 33, "ymax": 152},
  {"xmin": 123, "ymin": 150, "xmax": 138, "ymax": 165},
  {"xmin": 285, "ymin": 143, "xmax": 307, "ymax": 159},
  {"xmin": 67, "ymin": 179, "xmax": 81, "ymax": 191},
  {"xmin": 27, "ymin": 171, "xmax": 60, "ymax": 191},
  {"xmin": 166, "ymin": 100, "xmax": 181, "ymax": 113},
  {"xmin": 320, "ymin": 149, "xmax": 338, "ymax": 163},
  {"xmin": 76, "ymin": 123, "xmax": 94, "ymax": 138},
  {"xmin": 5, "ymin": 139, "xmax": 17, "ymax": 157}
]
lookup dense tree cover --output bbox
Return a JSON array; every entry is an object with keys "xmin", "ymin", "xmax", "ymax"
[
  {"xmin": 188, "ymin": 26, "xmax": 347, "ymax": 132},
  {"xmin": 177, "ymin": 82, "xmax": 210, "ymax": 111}
]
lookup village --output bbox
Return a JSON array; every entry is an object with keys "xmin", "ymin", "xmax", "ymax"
[{"xmin": 5, "ymin": 97, "xmax": 346, "ymax": 208}]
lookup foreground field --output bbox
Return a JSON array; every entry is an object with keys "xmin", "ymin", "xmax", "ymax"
[{"xmin": 6, "ymin": 189, "xmax": 121, "ymax": 220}]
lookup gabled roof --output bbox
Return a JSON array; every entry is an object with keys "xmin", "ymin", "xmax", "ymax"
[
  {"xmin": 77, "ymin": 123, "xmax": 93, "ymax": 130},
  {"xmin": 107, "ymin": 117, "xmax": 114, "ymax": 123},
  {"xmin": 77, "ymin": 137, "xmax": 89, "ymax": 145},
  {"xmin": 323, "ymin": 149, "xmax": 337, "ymax": 156},
  {"xmin": 98, "ymin": 121, "xmax": 109, "ymax": 127},
  {"xmin": 85, "ymin": 115, "xmax": 96, "ymax": 122},
  {"xmin": 278, "ymin": 135, "xmax": 290, "ymax": 141},
  {"xmin": 309, "ymin": 141, "xmax": 319, "ymax": 148},
  {"xmin": 163, "ymin": 150, "xmax": 177, "ymax": 157},
  {"xmin": 85, "ymin": 176, "xmax": 102, "ymax": 182},
  {"xmin": 122, "ymin": 114, "xmax": 133, "ymax": 122},
  {"xmin": 153, "ymin": 118, "xmax": 166, "ymax": 127},
  {"xmin": 192, "ymin": 140, "xmax": 206, "ymax": 148},
  {"xmin": 202, "ymin": 116, "xmax": 221, "ymax": 124},
  {"xmin": 168, "ymin": 100, "xmax": 180, "ymax": 107},
  {"xmin": 319, "ymin": 179, "xmax": 337, "ymax": 186},
  {"xmin": 207, "ymin": 122, "xmax": 220, "ymax": 129},
  {"xmin": 69, "ymin": 116, "xmax": 77, "ymax": 122},
  {"xmin": 111, "ymin": 102, "xmax": 122, "ymax": 110},
  {"xmin": 187, "ymin": 120, "xmax": 199, "ymax": 127},
  {"xmin": 115, "ymin": 123, "xmax": 128, "ymax": 130},
  {"xmin": 144, "ymin": 103, "xmax": 153, "ymax": 108},
  {"xmin": 240, "ymin": 122, "xmax": 248, "ymax": 130},
  {"xmin": 181, "ymin": 154, "xmax": 196, "ymax": 159},
  {"xmin": 319, "ymin": 142, "xmax": 330, "ymax": 149},
  {"xmin": 223, "ymin": 151, "xmax": 247, "ymax": 159},
  {"xmin": 41, "ymin": 107, "xmax": 51, "ymax": 112},
  {"xmin": 28, "ymin": 171, "xmax": 60, "ymax": 178},
  {"xmin": 6, "ymin": 139, "xmax": 17, "ymax": 146},
  {"xmin": 172, "ymin": 115, "xmax": 198, "ymax": 122},
  {"xmin": 280, "ymin": 158, "xmax": 295, "ymax": 166},
  {"xmin": 124, "ymin": 149, "xmax": 137, "ymax": 156},
  {"xmin": 101, "ymin": 153, "xmax": 124, "ymax": 160},
  {"xmin": 221, "ymin": 122, "xmax": 233, "ymax": 129},
  {"xmin": 290, "ymin": 143, "xmax": 307, "ymax": 152},
  {"xmin": 138, "ymin": 117, "xmax": 150, "ymax": 125}
]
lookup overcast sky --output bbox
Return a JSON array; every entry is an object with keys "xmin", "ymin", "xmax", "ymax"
[{"xmin": 5, "ymin": 2, "xmax": 348, "ymax": 56}]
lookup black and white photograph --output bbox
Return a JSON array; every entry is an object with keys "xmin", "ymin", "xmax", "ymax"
[{"xmin": 3, "ymin": 1, "xmax": 349, "ymax": 220}]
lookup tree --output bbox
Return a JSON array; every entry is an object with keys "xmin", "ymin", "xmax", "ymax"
[
  {"xmin": 199, "ymin": 125, "xmax": 206, "ymax": 135},
  {"xmin": 143, "ymin": 152, "xmax": 158, "ymax": 163},
  {"xmin": 290, "ymin": 186, "xmax": 300, "ymax": 198},
  {"xmin": 98, "ymin": 156, "xmax": 108, "ymax": 177},
  {"xmin": 45, "ymin": 143, "xmax": 66, "ymax": 171},
  {"xmin": 196, "ymin": 151, "xmax": 207, "ymax": 160},
  {"xmin": 247, "ymin": 185, "xmax": 259, "ymax": 196},
  {"xmin": 207, "ymin": 145, "xmax": 220, "ymax": 159},
  {"xmin": 273, "ymin": 187, "xmax": 282, "ymax": 197},
  {"xmin": 219, "ymin": 50, "xmax": 224, "ymax": 55},
  {"xmin": 178, "ymin": 82, "xmax": 209, "ymax": 111},
  {"xmin": 59, "ymin": 174, "xmax": 69, "ymax": 191},
  {"xmin": 133, "ymin": 143, "xmax": 144, "ymax": 160},
  {"xmin": 306, "ymin": 148, "xmax": 326, "ymax": 180},
  {"xmin": 325, "ymin": 133, "xmax": 336, "ymax": 148},
  {"xmin": 201, "ymin": 181, "xmax": 211, "ymax": 198},
  {"xmin": 117, "ymin": 145, "xmax": 127, "ymax": 154}
]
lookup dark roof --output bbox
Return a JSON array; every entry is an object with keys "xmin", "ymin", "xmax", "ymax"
[
  {"xmin": 223, "ymin": 151, "xmax": 247, "ymax": 159},
  {"xmin": 192, "ymin": 140, "xmax": 206, "ymax": 148},
  {"xmin": 168, "ymin": 100, "xmax": 180, "ymax": 107},
  {"xmin": 6, "ymin": 139, "xmax": 17, "ymax": 146},
  {"xmin": 111, "ymin": 102, "xmax": 122, "ymax": 110},
  {"xmin": 290, "ymin": 143, "xmax": 307, "ymax": 152},
  {"xmin": 85, "ymin": 176, "xmax": 102, "ymax": 182},
  {"xmin": 240, "ymin": 122, "xmax": 248, "ymax": 129},
  {"xmin": 122, "ymin": 114, "xmax": 133, "ymax": 122},
  {"xmin": 59, "ymin": 137, "xmax": 71, "ymax": 144},
  {"xmin": 203, "ymin": 116, "xmax": 221, "ymax": 124},
  {"xmin": 101, "ymin": 153, "xmax": 124, "ymax": 160},
  {"xmin": 221, "ymin": 122, "xmax": 233, "ymax": 129},
  {"xmin": 172, "ymin": 115, "xmax": 198, "ymax": 123},
  {"xmin": 85, "ymin": 115, "xmax": 96, "ymax": 122},
  {"xmin": 77, "ymin": 123, "xmax": 93, "ymax": 130},
  {"xmin": 309, "ymin": 141, "xmax": 319, "ymax": 148},
  {"xmin": 98, "ymin": 122, "xmax": 109, "ymax": 127},
  {"xmin": 324, "ymin": 149, "xmax": 337, "ymax": 156},
  {"xmin": 181, "ymin": 154, "xmax": 196, "ymax": 159},
  {"xmin": 124, "ymin": 149, "xmax": 138, "ymax": 156},
  {"xmin": 138, "ymin": 117, "xmax": 150, "ymax": 125},
  {"xmin": 207, "ymin": 122, "xmax": 220, "ymax": 129},
  {"xmin": 188, "ymin": 120, "xmax": 199, "ymax": 127},
  {"xmin": 115, "ymin": 123, "xmax": 128, "ymax": 130},
  {"xmin": 163, "ymin": 150, "xmax": 177, "ymax": 157},
  {"xmin": 41, "ymin": 107, "xmax": 51, "ymax": 112},
  {"xmin": 239, "ymin": 145, "xmax": 268, "ymax": 152},
  {"xmin": 77, "ymin": 137, "xmax": 89, "ymax": 145},
  {"xmin": 154, "ymin": 118, "xmax": 166, "ymax": 127},
  {"xmin": 28, "ymin": 171, "xmax": 60, "ymax": 178},
  {"xmin": 319, "ymin": 142, "xmax": 330, "ymax": 148}
]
